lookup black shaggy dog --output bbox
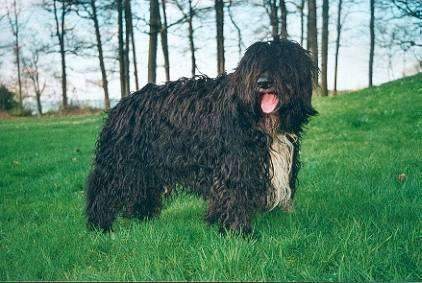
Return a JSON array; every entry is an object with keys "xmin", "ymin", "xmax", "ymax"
[{"xmin": 86, "ymin": 39, "xmax": 317, "ymax": 234}]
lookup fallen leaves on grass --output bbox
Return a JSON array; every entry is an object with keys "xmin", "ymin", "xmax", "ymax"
[{"xmin": 397, "ymin": 173, "xmax": 407, "ymax": 183}]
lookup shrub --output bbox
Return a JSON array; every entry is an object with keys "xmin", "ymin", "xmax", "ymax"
[
  {"xmin": 59, "ymin": 103, "xmax": 102, "ymax": 115},
  {"xmin": 0, "ymin": 84, "xmax": 18, "ymax": 111},
  {"xmin": 8, "ymin": 107, "xmax": 33, "ymax": 117}
]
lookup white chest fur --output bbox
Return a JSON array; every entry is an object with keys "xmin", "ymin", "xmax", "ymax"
[{"xmin": 267, "ymin": 134, "xmax": 296, "ymax": 211}]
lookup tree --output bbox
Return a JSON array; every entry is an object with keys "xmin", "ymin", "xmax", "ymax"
[
  {"xmin": 127, "ymin": 0, "xmax": 139, "ymax": 90},
  {"xmin": 320, "ymin": 0, "xmax": 329, "ymax": 96},
  {"xmin": 307, "ymin": 0, "xmax": 318, "ymax": 75},
  {"xmin": 186, "ymin": 0, "xmax": 196, "ymax": 76},
  {"xmin": 75, "ymin": 0, "xmax": 111, "ymax": 109},
  {"xmin": 123, "ymin": 0, "xmax": 131, "ymax": 93},
  {"xmin": 42, "ymin": 0, "xmax": 89, "ymax": 110},
  {"xmin": 298, "ymin": 0, "xmax": 305, "ymax": 46},
  {"xmin": 6, "ymin": 0, "xmax": 23, "ymax": 111},
  {"xmin": 376, "ymin": 0, "xmax": 421, "ymax": 53},
  {"xmin": 369, "ymin": 0, "xmax": 375, "ymax": 87},
  {"xmin": 333, "ymin": 0, "xmax": 342, "ymax": 95},
  {"xmin": 174, "ymin": 0, "xmax": 197, "ymax": 77},
  {"xmin": 23, "ymin": 46, "xmax": 46, "ymax": 115},
  {"xmin": 160, "ymin": 0, "xmax": 170, "ymax": 81},
  {"xmin": 391, "ymin": 0, "xmax": 421, "ymax": 20},
  {"xmin": 42, "ymin": 0, "xmax": 73, "ymax": 110},
  {"xmin": 279, "ymin": 0, "xmax": 287, "ymax": 38},
  {"xmin": 261, "ymin": 0, "xmax": 288, "ymax": 40},
  {"xmin": 266, "ymin": 0, "xmax": 279, "ymax": 40},
  {"xmin": 115, "ymin": 0, "xmax": 136, "ymax": 95},
  {"xmin": 91, "ymin": 0, "xmax": 110, "ymax": 108},
  {"xmin": 148, "ymin": 0, "xmax": 161, "ymax": 83},
  {"xmin": 215, "ymin": 0, "xmax": 225, "ymax": 75},
  {"xmin": 332, "ymin": 0, "xmax": 358, "ymax": 94},
  {"xmin": 117, "ymin": 0, "xmax": 127, "ymax": 95},
  {"xmin": 227, "ymin": 0, "xmax": 243, "ymax": 57}
]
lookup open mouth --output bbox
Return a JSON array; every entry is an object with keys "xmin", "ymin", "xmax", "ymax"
[
  {"xmin": 260, "ymin": 90, "xmax": 279, "ymax": 114},
  {"xmin": 257, "ymin": 72, "xmax": 279, "ymax": 114}
]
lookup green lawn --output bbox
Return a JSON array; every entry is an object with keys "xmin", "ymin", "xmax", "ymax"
[{"xmin": 1, "ymin": 74, "xmax": 421, "ymax": 281}]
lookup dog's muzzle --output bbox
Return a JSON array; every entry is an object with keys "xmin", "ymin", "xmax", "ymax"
[
  {"xmin": 257, "ymin": 72, "xmax": 272, "ymax": 89},
  {"xmin": 257, "ymin": 72, "xmax": 279, "ymax": 114}
]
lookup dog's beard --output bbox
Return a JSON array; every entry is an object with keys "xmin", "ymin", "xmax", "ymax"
[
  {"xmin": 259, "ymin": 113, "xmax": 280, "ymax": 136},
  {"xmin": 267, "ymin": 133, "xmax": 296, "ymax": 212},
  {"xmin": 257, "ymin": 111, "xmax": 295, "ymax": 212}
]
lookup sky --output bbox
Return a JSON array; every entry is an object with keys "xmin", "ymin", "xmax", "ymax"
[{"xmin": 0, "ymin": 0, "xmax": 420, "ymax": 107}]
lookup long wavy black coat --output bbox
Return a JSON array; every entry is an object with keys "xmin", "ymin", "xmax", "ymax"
[{"xmin": 86, "ymin": 39, "xmax": 317, "ymax": 233}]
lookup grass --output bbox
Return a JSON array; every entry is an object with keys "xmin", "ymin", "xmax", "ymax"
[{"xmin": 1, "ymin": 73, "xmax": 421, "ymax": 281}]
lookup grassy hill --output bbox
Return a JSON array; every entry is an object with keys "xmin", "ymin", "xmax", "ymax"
[{"xmin": 1, "ymin": 73, "xmax": 421, "ymax": 281}]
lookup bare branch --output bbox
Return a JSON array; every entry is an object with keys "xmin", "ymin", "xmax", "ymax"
[{"xmin": 228, "ymin": 0, "xmax": 244, "ymax": 57}]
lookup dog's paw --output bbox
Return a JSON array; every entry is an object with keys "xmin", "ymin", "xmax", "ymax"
[
  {"xmin": 218, "ymin": 224, "xmax": 262, "ymax": 241},
  {"xmin": 218, "ymin": 219, "xmax": 252, "ymax": 235},
  {"xmin": 281, "ymin": 200, "xmax": 295, "ymax": 213}
]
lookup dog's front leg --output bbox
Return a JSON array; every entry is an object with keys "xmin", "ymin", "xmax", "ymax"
[
  {"xmin": 206, "ymin": 181, "xmax": 251, "ymax": 234},
  {"xmin": 206, "ymin": 155, "xmax": 266, "ymax": 234}
]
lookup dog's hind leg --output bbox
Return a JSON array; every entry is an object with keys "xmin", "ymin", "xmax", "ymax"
[{"xmin": 86, "ymin": 167, "xmax": 120, "ymax": 232}]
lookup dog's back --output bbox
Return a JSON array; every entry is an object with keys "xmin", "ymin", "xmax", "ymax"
[{"xmin": 100, "ymin": 75, "xmax": 232, "ymax": 193}]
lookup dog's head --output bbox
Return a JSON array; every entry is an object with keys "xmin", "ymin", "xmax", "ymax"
[{"xmin": 232, "ymin": 39, "xmax": 318, "ymax": 134}]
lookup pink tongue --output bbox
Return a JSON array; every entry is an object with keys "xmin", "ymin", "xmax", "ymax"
[{"xmin": 260, "ymin": 93, "xmax": 279, "ymax": 113}]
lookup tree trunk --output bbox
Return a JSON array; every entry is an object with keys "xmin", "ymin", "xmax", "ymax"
[
  {"xmin": 35, "ymin": 90, "xmax": 43, "ymax": 115},
  {"xmin": 160, "ymin": 0, "xmax": 170, "ymax": 81},
  {"xmin": 187, "ymin": 0, "xmax": 196, "ymax": 76},
  {"xmin": 321, "ymin": 0, "xmax": 329, "ymax": 96},
  {"xmin": 54, "ymin": 0, "xmax": 68, "ymax": 110},
  {"xmin": 126, "ymin": 0, "xmax": 139, "ymax": 90},
  {"xmin": 90, "ymin": 0, "xmax": 110, "ymax": 110},
  {"xmin": 307, "ymin": 0, "xmax": 318, "ymax": 70},
  {"xmin": 148, "ymin": 0, "xmax": 160, "ymax": 83},
  {"xmin": 27, "ymin": 51, "xmax": 45, "ymax": 115},
  {"xmin": 11, "ymin": 0, "xmax": 23, "ymax": 111},
  {"xmin": 269, "ymin": 0, "xmax": 279, "ymax": 40},
  {"xmin": 117, "ymin": 0, "xmax": 127, "ymax": 96},
  {"xmin": 215, "ymin": 0, "xmax": 225, "ymax": 75},
  {"xmin": 28, "ymin": 64, "xmax": 43, "ymax": 115},
  {"xmin": 299, "ymin": 0, "xmax": 305, "ymax": 46},
  {"xmin": 369, "ymin": 0, "xmax": 375, "ymax": 87},
  {"xmin": 227, "ymin": 0, "xmax": 242, "ymax": 57},
  {"xmin": 124, "ymin": 0, "xmax": 131, "ymax": 93},
  {"xmin": 59, "ymin": 42, "xmax": 67, "ymax": 109},
  {"xmin": 33, "ymin": 65, "xmax": 43, "ymax": 115},
  {"xmin": 279, "ymin": 0, "xmax": 287, "ymax": 38},
  {"xmin": 333, "ymin": 0, "xmax": 342, "ymax": 95}
]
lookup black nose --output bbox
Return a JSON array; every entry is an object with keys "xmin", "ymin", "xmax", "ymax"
[{"xmin": 257, "ymin": 72, "xmax": 272, "ymax": 89}]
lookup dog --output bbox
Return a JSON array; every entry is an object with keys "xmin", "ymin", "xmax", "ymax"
[{"xmin": 86, "ymin": 39, "xmax": 317, "ymax": 234}]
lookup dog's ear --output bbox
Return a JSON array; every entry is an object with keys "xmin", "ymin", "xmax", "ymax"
[
  {"xmin": 295, "ymin": 43, "xmax": 319, "ymax": 115},
  {"xmin": 268, "ymin": 40, "xmax": 317, "ymax": 110},
  {"xmin": 272, "ymin": 41, "xmax": 318, "ymax": 131}
]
